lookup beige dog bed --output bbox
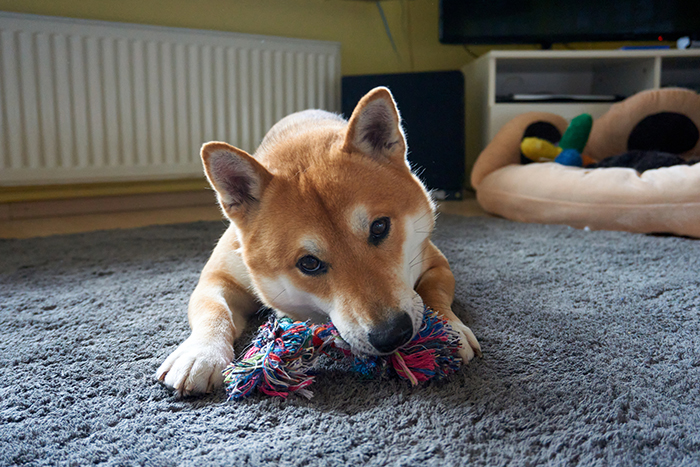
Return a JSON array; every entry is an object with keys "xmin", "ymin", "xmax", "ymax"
[{"xmin": 471, "ymin": 88, "xmax": 700, "ymax": 238}]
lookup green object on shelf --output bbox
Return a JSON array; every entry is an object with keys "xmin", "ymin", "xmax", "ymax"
[{"xmin": 559, "ymin": 113, "xmax": 593, "ymax": 152}]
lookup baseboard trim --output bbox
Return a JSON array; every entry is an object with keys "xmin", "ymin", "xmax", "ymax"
[
  {"xmin": 0, "ymin": 189, "xmax": 217, "ymax": 220},
  {"xmin": 0, "ymin": 178, "xmax": 210, "ymax": 203}
]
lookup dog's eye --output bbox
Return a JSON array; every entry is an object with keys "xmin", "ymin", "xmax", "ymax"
[
  {"xmin": 297, "ymin": 255, "xmax": 326, "ymax": 276},
  {"xmin": 369, "ymin": 217, "xmax": 391, "ymax": 246}
]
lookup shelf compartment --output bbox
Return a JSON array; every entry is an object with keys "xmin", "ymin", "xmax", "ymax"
[
  {"xmin": 661, "ymin": 56, "xmax": 700, "ymax": 92},
  {"xmin": 494, "ymin": 57, "xmax": 657, "ymax": 103}
]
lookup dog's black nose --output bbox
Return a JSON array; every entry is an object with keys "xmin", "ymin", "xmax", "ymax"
[{"xmin": 368, "ymin": 312, "xmax": 414, "ymax": 354}]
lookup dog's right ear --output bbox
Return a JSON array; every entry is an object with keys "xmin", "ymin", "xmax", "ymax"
[{"xmin": 201, "ymin": 142, "xmax": 273, "ymax": 221}]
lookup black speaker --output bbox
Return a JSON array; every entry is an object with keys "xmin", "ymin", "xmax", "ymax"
[{"xmin": 342, "ymin": 71, "xmax": 465, "ymax": 200}]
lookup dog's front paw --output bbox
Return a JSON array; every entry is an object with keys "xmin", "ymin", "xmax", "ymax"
[
  {"xmin": 155, "ymin": 335, "xmax": 233, "ymax": 397},
  {"xmin": 448, "ymin": 319, "xmax": 482, "ymax": 363}
]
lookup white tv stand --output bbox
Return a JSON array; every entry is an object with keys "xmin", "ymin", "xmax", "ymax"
[{"xmin": 462, "ymin": 49, "xmax": 700, "ymax": 188}]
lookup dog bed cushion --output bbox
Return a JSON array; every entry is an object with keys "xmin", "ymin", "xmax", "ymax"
[{"xmin": 471, "ymin": 88, "xmax": 700, "ymax": 237}]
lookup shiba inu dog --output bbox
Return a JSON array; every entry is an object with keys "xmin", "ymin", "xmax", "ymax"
[{"xmin": 156, "ymin": 87, "xmax": 481, "ymax": 396}]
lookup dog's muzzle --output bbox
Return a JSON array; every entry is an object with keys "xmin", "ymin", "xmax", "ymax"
[{"xmin": 367, "ymin": 311, "xmax": 414, "ymax": 354}]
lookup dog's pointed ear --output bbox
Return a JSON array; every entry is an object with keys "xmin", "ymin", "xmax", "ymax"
[
  {"xmin": 342, "ymin": 87, "xmax": 407, "ymax": 164},
  {"xmin": 201, "ymin": 142, "xmax": 273, "ymax": 221}
]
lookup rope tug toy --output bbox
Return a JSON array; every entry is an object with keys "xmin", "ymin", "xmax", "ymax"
[{"xmin": 222, "ymin": 306, "xmax": 462, "ymax": 400}]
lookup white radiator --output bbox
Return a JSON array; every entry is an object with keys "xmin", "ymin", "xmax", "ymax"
[{"xmin": 0, "ymin": 13, "xmax": 341, "ymax": 186}]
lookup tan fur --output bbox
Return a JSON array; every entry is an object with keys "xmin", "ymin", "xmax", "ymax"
[{"xmin": 156, "ymin": 87, "xmax": 481, "ymax": 396}]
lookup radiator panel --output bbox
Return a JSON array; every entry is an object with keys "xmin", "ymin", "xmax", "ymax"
[{"xmin": 0, "ymin": 13, "xmax": 341, "ymax": 185}]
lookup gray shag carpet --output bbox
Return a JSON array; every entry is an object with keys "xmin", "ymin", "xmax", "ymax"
[{"xmin": 1, "ymin": 215, "xmax": 699, "ymax": 466}]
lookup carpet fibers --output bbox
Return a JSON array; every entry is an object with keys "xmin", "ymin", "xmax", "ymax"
[{"xmin": 1, "ymin": 215, "xmax": 699, "ymax": 466}]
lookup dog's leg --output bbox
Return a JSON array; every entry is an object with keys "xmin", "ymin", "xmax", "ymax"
[
  {"xmin": 414, "ymin": 241, "xmax": 482, "ymax": 362},
  {"xmin": 155, "ymin": 230, "xmax": 258, "ymax": 396}
]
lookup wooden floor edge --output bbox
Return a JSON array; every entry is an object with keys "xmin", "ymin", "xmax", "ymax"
[
  {"xmin": 0, "ymin": 189, "xmax": 217, "ymax": 221},
  {"xmin": 0, "ymin": 178, "xmax": 210, "ymax": 204}
]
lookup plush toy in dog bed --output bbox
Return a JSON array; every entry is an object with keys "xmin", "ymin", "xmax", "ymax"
[
  {"xmin": 471, "ymin": 88, "xmax": 700, "ymax": 238},
  {"xmin": 222, "ymin": 307, "xmax": 462, "ymax": 400},
  {"xmin": 520, "ymin": 107, "xmax": 699, "ymax": 172},
  {"xmin": 520, "ymin": 113, "xmax": 594, "ymax": 167}
]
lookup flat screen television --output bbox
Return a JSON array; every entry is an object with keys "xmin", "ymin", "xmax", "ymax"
[{"xmin": 440, "ymin": 0, "xmax": 700, "ymax": 46}]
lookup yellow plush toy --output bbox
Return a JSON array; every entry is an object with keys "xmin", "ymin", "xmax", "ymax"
[{"xmin": 521, "ymin": 137, "xmax": 563, "ymax": 162}]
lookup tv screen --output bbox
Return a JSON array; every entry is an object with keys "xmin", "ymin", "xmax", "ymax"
[{"xmin": 440, "ymin": 0, "xmax": 700, "ymax": 45}]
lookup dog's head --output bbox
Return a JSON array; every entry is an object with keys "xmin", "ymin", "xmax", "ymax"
[{"xmin": 201, "ymin": 87, "xmax": 436, "ymax": 355}]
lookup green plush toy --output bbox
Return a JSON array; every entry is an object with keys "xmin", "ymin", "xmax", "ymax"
[{"xmin": 520, "ymin": 113, "xmax": 594, "ymax": 167}]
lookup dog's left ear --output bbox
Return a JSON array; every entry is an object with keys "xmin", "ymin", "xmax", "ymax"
[{"xmin": 343, "ymin": 87, "xmax": 407, "ymax": 164}]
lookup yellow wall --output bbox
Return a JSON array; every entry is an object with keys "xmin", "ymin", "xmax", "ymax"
[{"xmin": 0, "ymin": 0, "xmax": 482, "ymax": 76}]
